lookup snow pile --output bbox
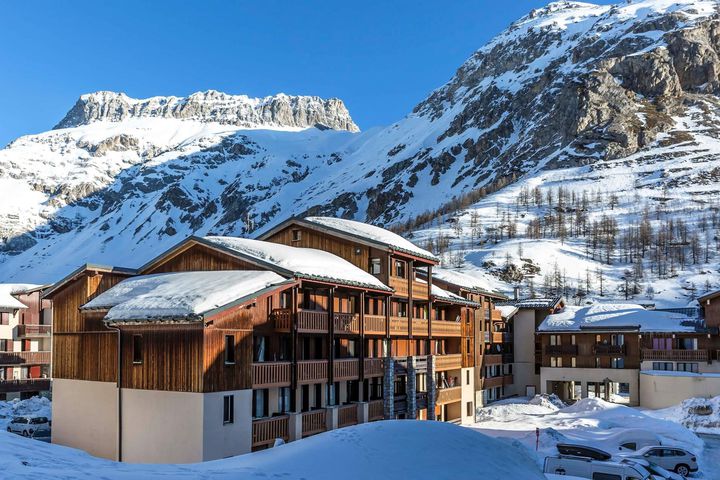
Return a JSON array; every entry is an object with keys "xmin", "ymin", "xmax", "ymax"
[
  {"xmin": 82, "ymin": 271, "xmax": 289, "ymax": 322},
  {"xmin": 0, "ymin": 283, "xmax": 39, "ymax": 310},
  {"xmin": 538, "ymin": 303, "xmax": 699, "ymax": 332},
  {"xmin": 202, "ymin": 237, "xmax": 391, "ymax": 291},
  {"xmin": 303, "ymin": 217, "xmax": 438, "ymax": 261},
  {"xmin": 528, "ymin": 393, "xmax": 566, "ymax": 410},
  {"xmin": 0, "ymin": 420, "xmax": 545, "ymax": 479},
  {"xmin": 0, "ymin": 396, "xmax": 51, "ymax": 430},
  {"xmin": 647, "ymin": 396, "xmax": 720, "ymax": 435}
]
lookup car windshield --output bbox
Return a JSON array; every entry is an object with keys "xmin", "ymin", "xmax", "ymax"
[
  {"xmin": 12, "ymin": 417, "xmax": 27, "ymax": 423},
  {"xmin": 30, "ymin": 417, "xmax": 48, "ymax": 424},
  {"xmin": 645, "ymin": 463, "xmax": 674, "ymax": 477}
]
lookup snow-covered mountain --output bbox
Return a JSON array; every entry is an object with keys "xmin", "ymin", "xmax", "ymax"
[{"xmin": 3, "ymin": 0, "xmax": 720, "ymax": 303}]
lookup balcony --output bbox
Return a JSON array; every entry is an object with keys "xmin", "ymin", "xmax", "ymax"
[
  {"xmin": 333, "ymin": 312, "xmax": 359, "ymax": 335},
  {"xmin": 252, "ymin": 415, "xmax": 289, "ymax": 448},
  {"xmin": 271, "ymin": 308, "xmax": 292, "ymax": 330},
  {"xmin": 436, "ymin": 386, "xmax": 461, "ymax": 404},
  {"xmin": 491, "ymin": 310, "xmax": 502, "ymax": 321},
  {"xmin": 432, "ymin": 320, "xmax": 462, "ymax": 337},
  {"xmin": 364, "ymin": 314, "xmax": 386, "ymax": 335},
  {"xmin": 297, "ymin": 360, "xmax": 328, "ymax": 384},
  {"xmin": 338, "ymin": 404, "xmax": 359, "ymax": 427},
  {"xmin": 0, "ymin": 379, "xmax": 51, "ymax": 394},
  {"xmin": 271, "ymin": 309, "xmax": 330, "ymax": 333},
  {"xmin": 0, "ymin": 351, "xmax": 51, "ymax": 366},
  {"xmin": 368, "ymin": 399, "xmax": 384, "ymax": 421},
  {"xmin": 492, "ymin": 331, "xmax": 512, "ymax": 343},
  {"xmin": 435, "ymin": 353, "xmax": 462, "ymax": 371},
  {"xmin": 412, "ymin": 318, "xmax": 429, "ymax": 337},
  {"xmin": 389, "ymin": 277, "xmax": 430, "ymax": 300},
  {"xmin": 483, "ymin": 354, "xmax": 503, "ymax": 366},
  {"xmin": 411, "ymin": 280, "xmax": 429, "ymax": 300},
  {"xmin": 642, "ymin": 349, "xmax": 708, "ymax": 362},
  {"xmin": 593, "ymin": 344, "xmax": 626, "ymax": 355},
  {"xmin": 364, "ymin": 358, "xmax": 385, "ymax": 377},
  {"xmin": 302, "ymin": 410, "xmax": 326, "ymax": 437},
  {"xmin": 389, "ymin": 316, "xmax": 409, "ymax": 336},
  {"xmin": 252, "ymin": 362, "xmax": 291, "ymax": 388},
  {"xmin": 16, "ymin": 324, "xmax": 51, "ymax": 338},
  {"xmin": 481, "ymin": 374, "xmax": 514, "ymax": 390},
  {"xmin": 545, "ymin": 344, "xmax": 579, "ymax": 355},
  {"xmin": 334, "ymin": 358, "xmax": 360, "ymax": 381}
]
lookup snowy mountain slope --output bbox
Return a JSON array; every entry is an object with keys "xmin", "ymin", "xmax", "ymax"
[{"xmin": 4, "ymin": 0, "xmax": 720, "ymax": 289}]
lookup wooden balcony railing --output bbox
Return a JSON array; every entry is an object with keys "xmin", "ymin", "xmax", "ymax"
[
  {"xmin": 297, "ymin": 360, "xmax": 328, "ymax": 384},
  {"xmin": 364, "ymin": 314, "xmax": 386, "ymax": 335},
  {"xmin": 482, "ymin": 374, "xmax": 514, "ymax": 390},
  {"xmin": 389, "ymin": 316, "xmax": 409, "ymax": 336},
  {"xmin": 432, "ymin": 320, "xmax": 462, "ymax": 337},
  {"xmin": 369, "ymin": 399, "xmax": 384, "ymax": 421},
  {"xmin": 0, "ymin": 379, "xmax": 51, "ymax": 394},
  {"xmin": 593, "ymin": 344, "xmax": 626, "ymax": 355},
  {"xmin": 271, "ymin": 308, "xmax": 292, "ymax": 330},
  {"xmin": 412, "ymin": 280, "xmax": 429, "ymax": 300},
  {"xmin": 298, "ymin": 310, "xmax": 329, "ymax": 333},
  {"xmin": 364, "ymin": 357, "xmax": 385, "ymax": 377},
  {"xmin": 252, "ymin": 415, "xmax": 289, "ymax": 447},
  {"xmin": 642, "ymin": 349, "xmax": 708, "ymax": 362},
  {"xmin": 483, "ymin": 354, "xmax": 503, "ymax": 365},
  {"xmin": 0, "ymin": 351, "xmax": 51, "ymax": 366},
  {"xmin": 491, "ymin": 310, "xmax": 502, "ymax": 321},
  {"xmin": 436, "ymin": 386, "xmax": 462, "ymax": 404},
  {"xmin": 334, "ymin": 358, "xmax": 360, "ymax": 381},
  {"xmin": 545, "ymin": 344, "xmax": 579, "ymax": 355},
  {"xmin": 333, "ymin": 312, "xmax": 360, "ymax": 335},
  {"xmin": 389, "ymin": 276, "xmax": 409, "ymax": 297},
  {"xmin": 492, "ymin": 332, "xmax": 512, "ymax": 343},
  {"xmin": 412, "ymin": 318, "xmax": 429, "ymax": 337},
  {"xmin": 16, "ymin": 324, "xmax": 51, "ymax": 337},
  {"xmin": 302, "ymin": 410, "xmax": 326, "ymax": 437},
  {"xmin": 435, "ymin": 353, "xmax": 462, "ymax": 371},
  {"xmin": 252, "ymin": 362, "xmax": 291, "ymax": 388},
  {"xmin": 338, "ymin": 404, "xmax": 358, "ymax": 427}
]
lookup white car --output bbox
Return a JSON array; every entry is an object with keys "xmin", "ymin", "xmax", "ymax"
[
  {"xmin": 6, "ymin": 416, "xmax": 50, "ymax": 437},
  {"xmin": 623, "ymin": 446, "xmax": 698, "ymax": 477},
  {"xmin": 544, "ymin": 455, "xmax": 652, "ymax": 479}
]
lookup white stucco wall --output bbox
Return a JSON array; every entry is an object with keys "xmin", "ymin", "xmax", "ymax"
[
  {"xmin": 640, "ymin": 372, "xmax": 720, "ymax": 409},
  {"xmin": 51, "ymin": 378, "xmax": 119, "ymax": 460},
  {"xmin": 540, "ymin": 367, "xmax": 640, "ymax": 406},
  {"xmin": 460, "ymin": 367, "xmax": 475, "ymax": 425},
  {"xmin": 512, "ymin": 309, "xmax": 540, "ymax": 396},
  {"xmin": 202, "ymin": 389, "xmax": 252, "ymax": 461}
]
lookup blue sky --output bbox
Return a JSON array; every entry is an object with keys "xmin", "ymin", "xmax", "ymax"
[{"xmin": 1, "ymin": 1, "xmax": 614, "ymax": 146}]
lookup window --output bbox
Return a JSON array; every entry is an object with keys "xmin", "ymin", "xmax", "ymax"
[
  {"xmin": 550, "ymin": 357, "xmax": 562, "ymax": 367},
  {"xmin": 291, "ymin": 229, "xmax": 302, "ymax": 242},
  {"xmin": 132, "ymin": 335, "xmax": 143, "ymax": 364},
  {"xmin": 370, "ymin": 258, "xmax": 381, "ymax": 275},
  {"xmin": 595, "ymin": 357, "xmax": 600, "ymax": 368},
  {"xmin": 611, "ymin": 334, "xmax": 624, "ymax": 346},
  {"xmin": 466, "ymin": 402, "xmax": 474, "ymax": 417},
  {"xmin": 571, "ymin": 335, "xmax": 576, "ymax": 345},
  {"xmin": 592, "ymin": 473, "xmax": 621, "ymax": 480},
  {"xmin": 224, "ymin": 335, "xmax": 236, "ymax": 364},
  {"xmin": 571, "ymin": 357, "xmax": 576, "ymax": 368},
  {"xmin": 677, "ymin": 362, "xmax": 699, "ymax": 373},
  {"xmin": 0, "ymin": 312, "xmax": 8, "ymax": 325},
  {"xmin": 253, "ymin": 389, "xmax": 268, "ymax": 418},
  {"xmin": 223, "ymin": 395, "xmax": 234, "ymax": 424},
  {"xmin": 652, "ymin": 362, "xmax": 673, "ymax": 371},
  {"xmin": 466, "ymin": 370, "xmax": 470, "ymax": 385},
  {"xmin": 278, "ymin": 387, "xmax": 291, "ymax": 413},
  {"xmin": 550, "ymin": 335, "xmax": 561, "ymax": 346},
  {"xmin": 611, "ymin": 357, "xmax": 624, "ymax": 369},
  {"xmin": 681, "ymin": 337, "xmax": 698, "ymax": 350},
  {"xmin": 394, "ymin": 260, "xmax": 406, "ymax": 278}
]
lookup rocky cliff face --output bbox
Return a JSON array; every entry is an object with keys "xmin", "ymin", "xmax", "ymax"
[
  {"xmin": 4, "ymin": 0, "xmax": 720, "ymax": 283},
  {"xmin": 55, "ymin": 90, "xmax": 359, "ymax": 132}
]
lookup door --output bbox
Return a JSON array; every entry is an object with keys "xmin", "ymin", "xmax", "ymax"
[{"xmin": 526, "ymin": 385, "xmax": 536, "ymax": 397}]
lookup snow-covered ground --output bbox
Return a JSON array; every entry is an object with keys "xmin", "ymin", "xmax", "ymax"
[
  {"xmin": 0, "ymin": 396, "xmax": 51, "ymax": 430},
  {"xmin": 470, "ymin": 395, "xmax": 717, "ymax": 478},
  {"xmin": 0, "ymin": 418, "xmax": 544, "ymax": 479}
]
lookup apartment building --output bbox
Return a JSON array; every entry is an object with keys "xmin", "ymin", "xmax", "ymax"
[
  {"xmin": 49, "ymin": 221, "xmax": 506, "ymax": 464},
  {"xmin": 0, "ymin": 284, "xmax": 52, "ymax": 399}
]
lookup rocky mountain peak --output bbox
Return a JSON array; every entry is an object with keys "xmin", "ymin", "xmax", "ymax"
[{"xmin": 54, "ymin": 90, "xmax": 360, "ymax": 132}]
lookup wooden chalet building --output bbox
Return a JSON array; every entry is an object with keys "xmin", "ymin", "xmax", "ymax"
[
  {"xmin": 0, "ymin": 284, "xmax": 52, "ymax": 399},
  {"xmin": 48, "ymin": 220, "xmax": 507, "ymax": 464}
]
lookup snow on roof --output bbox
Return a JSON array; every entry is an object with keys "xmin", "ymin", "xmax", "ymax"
[
  {"xmin": 431, "ymin": 284, "xmax": 479, "ymax": 307},
  {"xmin": 202, "ymin": 236, "xmax": 391, "ymax": 292},
  {"xmin": 511, "ymin": 297, "xmax": 564, "ymax": 309},
  {"xmin": 303, "ymin": 216, "xmax": 438, "ymax": 262},
  {"xmin": 82, "ymin": 271, "xmax": 290, "ymax": 322},
  {"xmin": 538, "ymin": 303, "xmax": 701, "ymax": 333},
  {"xmin": 0, "ymin": 284, "xmax": 41, "ymax": 310},
  {"xmin": 497, "ymin": 305, "xmax": 518, "ymax": 320},
  {"xmin": 432, "ymin": 267, "xmax": 506, "ymax": 297}
]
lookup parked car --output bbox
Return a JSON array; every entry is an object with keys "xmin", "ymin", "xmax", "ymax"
[
  {"xmin": 544, "ymin": 455, "xmax": 652, "ymax": 479},
  {"xmin": 611, "ymin": 429, "xmax": 663, "ymax": 452},
  {"xmin": 622, "ymin": 446, "xmax": 698, "ymax": 477},
  {"xmin": 6, "ymin": 416, "xmax": 50, "ymax": 437}
]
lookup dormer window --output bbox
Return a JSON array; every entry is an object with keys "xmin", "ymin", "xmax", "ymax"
[
  {"xmin": 291, "ymin": 229, "xmax": 302, "ymax": 243},
  {"xmin": 370, "ymin": 258, "xmax": 381, "ymax": 275}
]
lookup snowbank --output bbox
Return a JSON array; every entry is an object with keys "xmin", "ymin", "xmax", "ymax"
[
  {"xmin": 0, "ymin": 396, "xmax": 51, "ymax": 430},
  {"xmin": 647, "ymin": 396, "xmax": 720, "ymax": 435},
  {"xmin": 0, "ymin": 420, "xmax": 544, "ymax": 479},
  {"xmin": 538, "ymin": 303, "xmax": 699, "ymax": 332},
  {"xmin": 82, "ymin": 271, "xmax": 290, "ymax": 322}
]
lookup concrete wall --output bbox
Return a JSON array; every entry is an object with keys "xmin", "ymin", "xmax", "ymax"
[
  {"xmin": 512, "ymin": 309, "xmax": 539, "ymax": 396},
  {"xmin": 202, "ymin": 389, "xmax": 252, "ymax": 461},
  {"xmin": 540, "ymin": 367, "xmax": 640, "ymax": 406},
  {"xmin": 460, "ymin": 367, "xmax": 475, "ymax": 424},
  {"xmin": 52, "ymin": 378, "xmax": 118, "ymax": 460},
  {"xmin": 640, "ymin": 372, "xmax": 720, "ymax": 409}
]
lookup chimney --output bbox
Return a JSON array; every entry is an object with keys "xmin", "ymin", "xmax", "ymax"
[{"xmin": 513, "ymin": 286, "xmax": 520, "ymax": 301}]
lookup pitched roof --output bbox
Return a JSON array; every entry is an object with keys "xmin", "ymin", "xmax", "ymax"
[
  {"xmin": 0, "ymin": 284, "xmax": 40, "ymax": 310},
  {"xmin": 201, "ymin": 236, "xmax": 392, "ymax": 292},
  {"xmin": 257, "ymin": 216, "xmax": 438, "ymax": 263},
  {"xmin": 431, "ymin": 284, "xmax": 480, "ymax": 307},
  {"xmin": 538, "ymin": 303, "xmax": 702, "ymax": 333},
  {"xmin": 499, "ymin": 297, "xmax": 564, "ymax": 310},
  {"xmin": 43, "ymin": 264, "xmax": 137, "ymax": 299},
  {"xmin": 82, "ymin": 270, "xmax": 293, "ymax": 323},
  {"xmin": 430, "ymin": 267, "xmax": 508, "ymax": 299}
]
